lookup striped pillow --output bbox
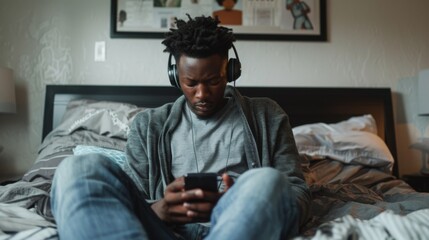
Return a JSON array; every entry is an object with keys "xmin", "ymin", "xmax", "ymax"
[{"xmin": 22, "ymin": 150, "xmax": 73, "ymax": 182}]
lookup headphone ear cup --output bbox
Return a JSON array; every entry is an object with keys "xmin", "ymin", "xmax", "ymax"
[
  {"xmin": 168, "ymin": 64, "xmax": 180, "ymax": 89},
  {"xmin": 167, "ymin": 53, "xmax": 181, "ymax": 89},
  {"xmin": 227, "ymin": 58, "xmax": 242, "ymax": 82}
]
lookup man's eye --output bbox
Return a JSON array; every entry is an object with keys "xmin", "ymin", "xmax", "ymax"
[
  {"xmin": 186, "ymin": 81, "xmax": 197, "ymax": 87},
  {"xmin": 210, "ymin": 79, "xmax": 221, "ymax": 85}
]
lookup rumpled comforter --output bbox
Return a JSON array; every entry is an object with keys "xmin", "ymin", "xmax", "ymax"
[
  {"xmin": 0, "ymin": 130, "xmax": 127, "ymax": 238},
  {"xmin": 296, "ymin": 208, "xmax": 429, "ymax": 240},
  {"xmin": 298, "ymin": 158, "xmax": 429, "ymax": 238},
  {"xmin": 2, "ymin": 131, "xmax": 429, "ymax": 239}
]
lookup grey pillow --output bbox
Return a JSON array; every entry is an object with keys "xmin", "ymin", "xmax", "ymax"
[
  {"xmin": 23, "ymin": 99, "xmax": 145, "ymax": 182},
  {"xmin": 52, "ymin": 99, "xmax": 144, "ymax": 140}
]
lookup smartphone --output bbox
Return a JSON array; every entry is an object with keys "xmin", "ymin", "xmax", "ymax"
[{"xmin": 184, "ymin": 173, "xmax": 218, "ymax": 192}]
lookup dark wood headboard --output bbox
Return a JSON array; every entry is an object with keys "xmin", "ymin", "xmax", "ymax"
[{"xmin": 42, "ymin": 85, "xmax": 398, "ymax": 176}]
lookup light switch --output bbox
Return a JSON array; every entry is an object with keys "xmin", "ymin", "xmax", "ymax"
[{"xmin": 94, "ymin": 41, "xmax": 106, "ymax": 62}]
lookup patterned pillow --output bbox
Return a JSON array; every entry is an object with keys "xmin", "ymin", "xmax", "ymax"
[
  {"xmin": 73, "ymin": 145, "xmax": 127, "ymax": 168},
  {"xmin": 23, "ymin": 99, "xmax": 141, "ymax": 182},
  {"xmin": 52, "ymin": 99, "xmax": 144, "ymax": 140},
  {"xmin": 73, "ymin": 145, "xmax": 133, "ymax": 178}
]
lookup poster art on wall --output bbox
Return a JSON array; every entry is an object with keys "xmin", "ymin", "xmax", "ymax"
[{"xmin": 110, "ymin": 0, "xmax": 327, "ymax": 41}]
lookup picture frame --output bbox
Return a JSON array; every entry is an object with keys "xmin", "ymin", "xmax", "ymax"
[{"xmin": 110, "ymin": 0, "xmax": 327, "ymax": 41}]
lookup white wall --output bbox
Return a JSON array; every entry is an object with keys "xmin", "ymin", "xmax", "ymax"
[{"xmin": 0, "ymin": 0, "xmax": 428, "ymax": 178}]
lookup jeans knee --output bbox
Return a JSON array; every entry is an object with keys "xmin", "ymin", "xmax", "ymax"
[
  {"xmin": 239, "ymin": 167, "xmax": 285, "ymax": 189},
  {"xmin": 54, "ymin": 153, "xmax": 115, "ymax": 186},
  {"xmin": 235, "ymin": 167, "xmax": 296, "ymax": 206}
]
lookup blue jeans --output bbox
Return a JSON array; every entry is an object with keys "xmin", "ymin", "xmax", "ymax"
[{"xmin": 51, "ymin": 153, "xmax": 299, "ymax": 240}]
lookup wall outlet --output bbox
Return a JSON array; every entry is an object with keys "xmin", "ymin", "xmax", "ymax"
[{"xmin": 94, "ymin": 41, "xmax": 106, "ymax": 62}]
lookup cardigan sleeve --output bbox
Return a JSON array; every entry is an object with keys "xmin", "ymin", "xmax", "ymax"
[
  {"xmin": 125, "ymin": 112, "xmax": 154, "ymax": 201},
  {"xmin": 125, "ymin": 106, "xmax": 171, "ymax": 202},
  {"xmin": 246, "ymin": 97, "xmax": 312, "ymax": 227}
]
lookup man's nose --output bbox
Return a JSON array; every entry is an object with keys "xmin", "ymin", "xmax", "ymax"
[{"xmin": 195, "ymin": 84, "xmax": 210, "ymax": 99}]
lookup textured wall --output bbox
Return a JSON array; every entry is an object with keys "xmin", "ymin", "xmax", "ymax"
[{"xmin": 0, "ymin": 0, "xmax": 428, "ymax": 178}]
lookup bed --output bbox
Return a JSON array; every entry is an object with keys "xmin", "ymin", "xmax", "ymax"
[{"xmin": 1, "ymin": 84, "xmax": 429, "ymax": 239}]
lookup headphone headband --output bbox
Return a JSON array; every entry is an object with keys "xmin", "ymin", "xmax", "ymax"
[
  {"xmin": 231, "ymin": 44, "xmax": 240, "ymax": 62},
  {"xmin": 167, "ymin": 44, "xmax": 242, "ymax": 89}
]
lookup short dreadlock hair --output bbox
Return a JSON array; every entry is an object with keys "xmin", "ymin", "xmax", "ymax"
[{"xmin": 162, "ymin": 14, "xmax": 236, "ymax": 60}]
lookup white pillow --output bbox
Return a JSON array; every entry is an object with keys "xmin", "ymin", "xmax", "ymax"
[
  {"xmin": 293, "ymin": 115, "xmax": 393, "ymax": 172},
  {"xmin": 293, "ymin": 114, "xmax": 378, "ymax": 135}
]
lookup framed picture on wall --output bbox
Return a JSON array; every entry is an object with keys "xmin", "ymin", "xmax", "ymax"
[{"xmin": 110, "ymin": 0, "xmax": 327, "ymax": 41}]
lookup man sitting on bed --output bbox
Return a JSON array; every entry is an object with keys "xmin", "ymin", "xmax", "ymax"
[{"xmin": 50, "ymin": 15, "xmax": 310, "ymax": 240}]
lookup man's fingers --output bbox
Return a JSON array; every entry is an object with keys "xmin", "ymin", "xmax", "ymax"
[
  {"xmin": 183, "ymin": 201, "xmax": 214, "ymax": 213},
  {"xmin": 182, "ymin": 202, "xmax": 212, "ymax": 222},
  {"xmin": 164, "ymin": 177, "xmax": 186, "ymax": 204},
  {"xmin": 166, "ymin": 177, "xmax": 185, "ymax": 192},
  {"xmin": 222, "ymin": 174, "xmax": 234, "ymax": 191}
]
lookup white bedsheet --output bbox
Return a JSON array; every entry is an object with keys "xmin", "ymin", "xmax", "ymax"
[
  {"xmin": 0, "ymin": 203, "xmax": 57, "ymax": 240},
  {"xmin": 295, "ymin": 208, "xmax": 429, "ymax": 240}
]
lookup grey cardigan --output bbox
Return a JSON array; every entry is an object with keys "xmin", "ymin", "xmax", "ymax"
[{"xmin": 125, "ymin": 86, "xmax": 311, "ymax": 225}]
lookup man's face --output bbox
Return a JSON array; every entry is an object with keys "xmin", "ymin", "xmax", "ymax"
[{"xmin": 178, "ymin": 54, "xmax": 228, "ymax": 118}]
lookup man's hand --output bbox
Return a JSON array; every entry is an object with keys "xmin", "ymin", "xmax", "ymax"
[
  {"xmin": 151, "ymin": 174, "xmax": 235, "ymax": 224},
  {"xmin": 221, "ymin": 173, "xmax": 234, "ymax": 192}
]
